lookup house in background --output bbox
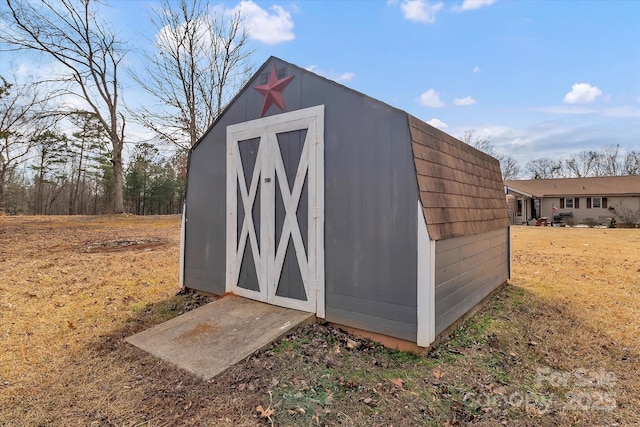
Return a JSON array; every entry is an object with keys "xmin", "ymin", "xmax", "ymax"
[
  {"xmin": 505, "ymin": 176, "xmax": 640, "ymax": 225},
  {"xmin": 181, "ymin": 56, "xmax": 510, "ymax": 348}
]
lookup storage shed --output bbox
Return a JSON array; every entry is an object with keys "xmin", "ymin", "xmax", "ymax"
[{"xmin": 181, "ymin": 56, "xmax": 510, "ymax": 347}]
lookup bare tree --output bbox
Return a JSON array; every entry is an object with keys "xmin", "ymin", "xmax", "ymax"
[
  {"xmin": 131, "ymin": 0, "xmax": 253, "ymax": 149},
  {"xmin": 0, "ymin": 76, "xmax": 50, "ymax": 214},
  {"xmin": 594, "ymin": 144, "xmax": 622, "ymax": 177},
  {"xmin": 565, "ymin": 150, "xmax": 599, "ymax": 177},
  {"xmin": 461, "ymin": 129, "xmax": 497, "ymax": 156},
  {"xmin": 461, "ymin": 129, "xmax": 521, "ymax": 180},
  {"xmin": 1, "ymin": 0, "xmax": 128, "ymax": 213},
  {"xmin": 624, "ymin": 151, "xmax": 640, "ymax": 175},
  {"xmin": 525, "ymin": 157, "xmax": 564, "ymax": 179},
  {"xmin": 500, "ymin": 156, "xmax": 521, "ymax": 181}
]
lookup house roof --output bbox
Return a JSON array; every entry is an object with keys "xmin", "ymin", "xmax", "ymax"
[
  {"xmin": 409, "ymin": 116, "xmax": 510, "ymax": 241},
  {"xmin": 505, "ymin": 176, "xmax": 640, "ymax": 198}
]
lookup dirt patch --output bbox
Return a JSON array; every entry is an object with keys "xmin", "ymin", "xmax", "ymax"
[
  {"xmin": 82, "ymin": 238, "xmax": 167, "ymax": 253},
  {"xmin": 0, "ymin": 217, "xmax": 638, "ymax": 426}
]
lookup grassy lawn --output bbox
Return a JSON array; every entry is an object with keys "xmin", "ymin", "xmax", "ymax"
[{"xmin": 0, "ymin": 216, "xmax": 638, "ymax": 426}]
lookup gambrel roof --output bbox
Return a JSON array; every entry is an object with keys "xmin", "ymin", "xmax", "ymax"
[{"xmin": 410, "ymin": 116, "xmax": 509, "ymax": 241}]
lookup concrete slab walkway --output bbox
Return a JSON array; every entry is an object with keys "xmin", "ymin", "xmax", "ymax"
[{"xmin": 126, "ymin": 295, "xmax": 315, "ymax": 380}]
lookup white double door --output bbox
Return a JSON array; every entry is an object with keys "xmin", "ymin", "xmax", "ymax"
[{"xmin": 226, "ymin": 106, "xmax": 324, "ymax": 316}]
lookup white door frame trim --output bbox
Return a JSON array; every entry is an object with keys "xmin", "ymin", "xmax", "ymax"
[{"xmin": 226, "ymin": 105, "xmax": 325, "ymax": 317}]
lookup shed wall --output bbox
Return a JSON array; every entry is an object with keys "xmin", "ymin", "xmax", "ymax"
[
  {"xmin": 184, "ymin": 100, "xmax": 254, "ymax": 293},
  {"xmin": 184, "ymin": 58, "xmax": 419, "ymax": 339},
  {"xmin": 322, "ymin": 99, "xmax": 419, "ymax": 341},
  {"xmin": 434, "ymin": 227, "xmax": 509, "ymax": 335}
]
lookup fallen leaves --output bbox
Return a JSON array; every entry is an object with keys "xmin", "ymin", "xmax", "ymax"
[
  {"xmin": 346, "ymin": 339, "xmax": 361, "ymax": 350},
  {"xmin": 390, "ymin": 378, "xmax": 404, "ymax": 388},
  {"xmin": 256, "ymin": 404, "xmax": 274, "ymax": 418},
  {"xmin": 256, "ymin": 391, "xmax": 275, "ymax": 426},
  {"xmin": 287, "ymin": 407, "xmax": 305, "ymax": 415},
  {"xmin": 433, "ymin": 367, "xmax": 445, "ymax": 380}
]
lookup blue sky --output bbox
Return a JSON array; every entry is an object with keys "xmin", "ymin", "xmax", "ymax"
[{"xmin": 2, "ymin": 0, "xmax": 639, "ymax": 169}]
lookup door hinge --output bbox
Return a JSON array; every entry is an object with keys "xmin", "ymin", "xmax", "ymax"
[{"xmin": 312, "ymin": 207, "xmax": 320, "ymax": 218}]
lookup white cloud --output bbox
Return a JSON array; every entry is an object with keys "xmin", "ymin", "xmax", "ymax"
[
  {"xmin": 13, "ymin": 63, "xmax": 32, "ymax": 78},
  {"xmin": 426, "ymin": 118, "xmax": 448, "ymax": 128},
  {"xmin": 511, "ymin": 137, "xmax": 532, "ymax": 148},
  {"xmin": 533, "ymin": 104, "xmax": 640, "ymax": 118},
  {"xmin": 306, "ymin": 65, "xmax": 355, "ymax": 82},
  {"xmin": 337, "ymin": 72, "xmax": 356, "ymax": 82},
  {"xmin": 232, "ymin": 1, "xmax": 294, "ymax": 44},
  {"xmin": 154, "ymin": 1, "xmax": 294, "ymax": 53},
  {"xmin": 419, "ymin": 89, "xmax": 445, "ymax": 107},
  {"xmin": 58, "ymin": 93, "xmax": 91, "ymax": 111},
  {"xmin": 473, "ymin": 66, "xmax": 481, "ymax": 73},
  {"xmin": 399, "ymin": 0, "xmax": 443, "ymax": 23},
  {"xmin": 156, "ymin": 18, "xmax": 213, "ymax": 53},
  {"xmin": 453, "ymin": 0, "xmax": 497, "ymax": 12},
  {"xmin": 449, "ymin": 125, "xmax": 515, "ymax": 143},
  {"xmin": 563, "ymin": 83, "xmax": 602, "ymax": 104},
  {"xmin": 454, "ymin": 96, "xmax": 476, "ymax": 106},
  {"xmin": 7, "ymin": 59, "xmax": 70, "ymax": 84}
]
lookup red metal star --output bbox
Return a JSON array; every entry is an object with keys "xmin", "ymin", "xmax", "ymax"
[{"xmin": 254, "ymin": 63, "xmax": 295, "ymax": 117}]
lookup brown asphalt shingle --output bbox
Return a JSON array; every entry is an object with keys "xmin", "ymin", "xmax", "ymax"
[{"xmin": 409, "ymin": 115, "xmax": 509, "ymax": 241}]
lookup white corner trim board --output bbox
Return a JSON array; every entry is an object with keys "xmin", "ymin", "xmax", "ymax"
[
  {"xmin": 179, "ymin": 204, "xmax": 186, "ymax": 288},
  {"xmin": 417, "ymin": 201, "xmax": 436, "ymax": 347}
]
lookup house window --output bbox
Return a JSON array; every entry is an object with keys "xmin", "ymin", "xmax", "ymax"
[
  {"xmin": 565, "ymin": 198, "xmax": 574, "ymax": 209},
  {"xmin": 517, "ymin": 199, "xmax": 523, "ymax": 216},
  {"xmin": 587, "ymin": 197, "xmax": 608, "ymax": 209}
]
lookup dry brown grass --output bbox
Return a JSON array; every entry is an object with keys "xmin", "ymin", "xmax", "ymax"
[
  {"xmin": 511, "ymin": 226, "xmax": 640, "ymax": 355},
  {"xmin": 0, "ymin": 217, "xmax": 638, "ymax": 426},
  {"xmin": 0, "ymin": 215, "xmax": 185, "ymax": 425}
]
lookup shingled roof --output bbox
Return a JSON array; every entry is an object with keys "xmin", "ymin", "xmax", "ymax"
[
  {"xmin": 505, "ymin": 176, "xmax": 640, "ymax": 197},
  {"xmin": 409, "ymin": 116, "xmax": 509, "ymax": 241}
]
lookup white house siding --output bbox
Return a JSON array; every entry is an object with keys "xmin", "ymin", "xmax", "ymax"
[
  {"xmin": 541, "ymin": 196, "xmax": 640, "ymax": 225},
  {"xmin": 609, "ymin": 197, "xmax": 640, "ymax": 225}
]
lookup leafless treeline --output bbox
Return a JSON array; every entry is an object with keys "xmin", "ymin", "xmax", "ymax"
[
  {"xmin": 0, "ymin": 0, "xmax": 252, "ymax": 215},
  {"xmin": 524, "ymin": 146, "xmax": 640, "ymax": 179},
  {"xmin": 462, "ymin": 130, "xmax": 639, "ymax": 181}
]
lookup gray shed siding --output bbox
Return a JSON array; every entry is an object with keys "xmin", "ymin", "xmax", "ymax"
[
  {"xmin": 184, "ymin": 58, "xmax": 419, "ymax": 340},
  {"xmin": 434, "ymin": 227, "xmax": 509, "ymax": 335},
  {"xmin": 323, "ymin": 99, "xmax": 419, "ymax": 342}
]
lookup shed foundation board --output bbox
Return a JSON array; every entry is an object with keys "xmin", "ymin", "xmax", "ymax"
[{"xmin": 125, "ymin": 295, "xmax": 315, "ymax": 380}]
